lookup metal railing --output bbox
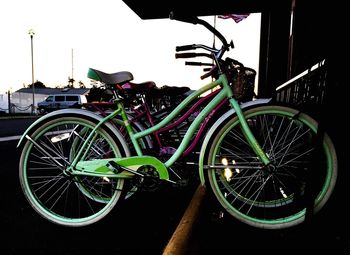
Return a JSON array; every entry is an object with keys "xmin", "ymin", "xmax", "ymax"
[{"xmin": 275, "ymin": 59, "xmax": 327, "ymax": 110}]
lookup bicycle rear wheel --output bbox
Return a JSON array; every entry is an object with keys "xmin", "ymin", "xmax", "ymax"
[
  {"xmin": 207, "ymin": 105, "xmax": 337, "ymax": 229},
  {"xmin": 19, "ymin": 115, "xmax": 130, "ymax": 227}
]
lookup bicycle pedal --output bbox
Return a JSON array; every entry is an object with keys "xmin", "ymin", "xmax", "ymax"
[
  {"xmin": 186, "ymin": 162, "xmax": 198, "ymax": 165},
  {"xmin": 106, "ymin": 161, "xmax": 123, "ymax": 174},
  {"xmin": 173, "ymin": 179, "xmax": 189, "ymax": 188}
]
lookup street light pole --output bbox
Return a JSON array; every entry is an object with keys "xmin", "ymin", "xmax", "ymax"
[{"xmin": 28, "ymin": 29, "xmax": 35, "ymax": 115}]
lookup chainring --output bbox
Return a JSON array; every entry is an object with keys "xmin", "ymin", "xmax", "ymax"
[{"xmin": 132, "ymin": 165, "xmax": 161, "ymax": 192}]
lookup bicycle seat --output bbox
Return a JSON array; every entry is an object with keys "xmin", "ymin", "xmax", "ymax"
[
  {"xmin": 150, "ymin": 85, "xmax": 191, "ymax": 98},
  {"xmin": 160, "ymin": 85, "xmax": 191, "ymax": 96},
  {"xmin": 88, "ymin": 68, "xmax": 133, "ymax": 85},
  {"xmin": 122, "ymin": 81, "xmax": 157, "ymax": 93}
]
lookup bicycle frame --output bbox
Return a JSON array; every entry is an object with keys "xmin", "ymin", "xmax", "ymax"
[
  {"xmin": 70, "ymin": 72, "xmax": 270, "ymax": 182},
  {"xmin": 85, "ymin": 85, "xmax": 224, "ymax": 157}
]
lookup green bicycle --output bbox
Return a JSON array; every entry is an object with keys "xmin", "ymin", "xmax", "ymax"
[{"xmin": 18, "ymin": 13, "xmax": 337, "ymax": 229}]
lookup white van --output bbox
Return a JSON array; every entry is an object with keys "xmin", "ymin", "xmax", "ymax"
[{"xmin": 37, "ymin": 94, "xmax": 87, "ymax": 114}]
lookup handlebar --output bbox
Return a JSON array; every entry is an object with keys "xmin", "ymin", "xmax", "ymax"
[
  {"xmin": 170, "ymin": 11, "xmax": 240, "ymax": 80},
  {"xmin": 175, "ymin": 52, "xmax": 213, "ymax": 59},
  {"xmin": 170, "ymin": 11, "xmax": 230, "ymax": 50}
]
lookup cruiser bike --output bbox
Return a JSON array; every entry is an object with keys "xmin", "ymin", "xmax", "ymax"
[{"xmin": 18, "ymin": 13, "xmax": 337, "ymax": 229}]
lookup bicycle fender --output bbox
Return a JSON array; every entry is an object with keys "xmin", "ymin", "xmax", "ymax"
[
  {"xmin": 198, "ymin": 98, "xmax": 272, "ymax": 185},
  {"xmin": 16, "ymin": 109, "xmax": 127, "ymax": 150}
]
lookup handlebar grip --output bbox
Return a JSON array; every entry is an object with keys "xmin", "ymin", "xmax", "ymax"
[
  {"xmin": 169, "ymin": 11, "xmax": 199, "ymax": 24},
  {"xmin": 185, "ymin": 61, "xmax": 213, "ymax": 66},
  {"xmin": 185, "ymin": 61, "xmax": 203, "ymax": 66},
  {"xmin": 176, "ymin": 45, "xmax": 196, "ymax": 52},
  {"xmin": 175, "ymin": 52, "xmax": 199, "ymax": 59},
  {"xmin": 200, "ymin": 73, "xmax": 211, "ymax": 80},
  {"xmin": 200, "ymin": 66, "xmax": 218, "ymax": 80}
]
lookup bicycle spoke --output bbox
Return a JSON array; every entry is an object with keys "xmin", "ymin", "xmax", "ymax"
[
  {"xmin": 207, "ymin": 105, "xmax": 337, "ymax": 229},
  {"xmin": 19, "ymin": 117, "xmax": 128, "ymax": 226}
]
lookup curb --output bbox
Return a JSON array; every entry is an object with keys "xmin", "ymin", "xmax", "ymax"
[{"xmin": 162, "ymin": 184, "xmax": 206, "ymax": 255}]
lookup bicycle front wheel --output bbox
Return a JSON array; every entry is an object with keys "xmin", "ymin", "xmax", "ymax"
[
  {"xmin": 19, "ymin": 115, "xmax": 130, "ymax": 227},
  {"xmin": 207, "ymin": 105, "xmax": 337, "ymax": 229}
]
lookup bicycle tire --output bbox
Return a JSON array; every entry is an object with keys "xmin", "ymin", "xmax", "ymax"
[
  {"xmin": 206, "ymin": 105, "xmax": 337, "ymax": 229},
  {"xmin": 19, "ymin": 115, "xmax": 130, "ymax": 227}
]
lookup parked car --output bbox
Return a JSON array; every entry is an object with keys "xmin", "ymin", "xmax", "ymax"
[{"xmin": 37, "ymin": 94, "xmax": 87, "ymax": 114}]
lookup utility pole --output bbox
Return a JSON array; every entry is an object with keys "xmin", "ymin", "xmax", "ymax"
[
  {"xmin": 28, "ymin": 29, "xmax": 35, "ymax": 115},
  {"xmin": 71, "ymin": 48, "xmax": 74, "ymax": 81}
]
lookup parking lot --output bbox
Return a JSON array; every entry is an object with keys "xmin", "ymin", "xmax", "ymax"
[{"xmin": 1, "ymin": 117, "xmax": 350, "ymax": 254}]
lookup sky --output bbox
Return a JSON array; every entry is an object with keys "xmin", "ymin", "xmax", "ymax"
[{"xmin": 0, "ymin": 0, "xmax": 261, "ymax": 94}]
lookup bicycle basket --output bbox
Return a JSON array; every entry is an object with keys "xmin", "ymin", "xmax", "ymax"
[{"xmin": 225, "ymin": 58, "xmax": 256, "ymax": 102}]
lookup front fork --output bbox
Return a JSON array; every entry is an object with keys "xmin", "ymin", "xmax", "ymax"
[{"xmin": 228, "ymin": 98, "xmax": 271, "ymax": 166}]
